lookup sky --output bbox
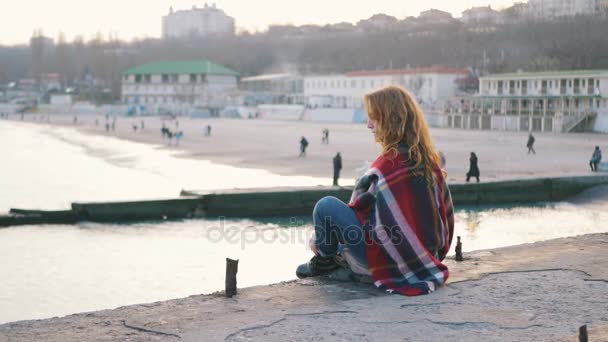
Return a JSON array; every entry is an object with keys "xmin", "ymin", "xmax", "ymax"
[{"xmin": 1, "ymin": 0, "xmax": 520, "ymax": 45}]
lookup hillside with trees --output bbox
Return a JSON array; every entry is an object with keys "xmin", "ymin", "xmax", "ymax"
[{"xmin": 1, "ymin": 15, "xmax": 608, "ymax": 103}]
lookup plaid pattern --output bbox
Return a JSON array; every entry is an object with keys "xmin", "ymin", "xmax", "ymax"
[{"xmin": 349, "ymin": 148, "xmax": 454, "ymax": 296}]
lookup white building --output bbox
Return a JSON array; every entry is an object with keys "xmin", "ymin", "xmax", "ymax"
[
  {"xmin": 601, "ymin": 0, "xmax": 608, "ymax": 14},
  {"xmin": 527, "ymin": 0, "xmax": 599, "ymax": 19},
  {"xmin": 162, "ymin": 4, "xmax": 235, "ymax": 39},
  {"xmin": 239, "ymin": 73, "xmax": 304, "ymax": 105},
  {"xmin": 445, "ymin": 70, "xmax": 608, "ymax": 132},
  {"xmin": 121, "ymin": 60, "xmax": 239, "ymax": 113},
  {"xmin": 461, "ymin": 6, "xmax": 503, "ymax": 25},
  {"xmin": 303, "ymin": 67, "xmax": 471, "ymax": 109},
  {"xmin": 356, "ymin": 14, "xmax": 399, "ymax": 31},
  {"xmin": 418, "ymin": 9, "xmax": 455, "ymax": 24}
]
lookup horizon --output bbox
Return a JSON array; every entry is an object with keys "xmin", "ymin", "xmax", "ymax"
[{"xmin": 1, "ymin": 0, "xmax": 520, "ymax": 46}]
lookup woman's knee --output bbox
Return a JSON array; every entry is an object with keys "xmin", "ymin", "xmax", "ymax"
[{"xmin": 313, "ymin": 196, "xmax": 342, "ymax": 216}]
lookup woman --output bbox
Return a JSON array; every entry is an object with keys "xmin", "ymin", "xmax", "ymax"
[
  {"xmin": 296, "ymin": 86, "xmax": 454, "ymax": 296},
  {"xmin": 466, "ymin": 152, "xmax": 480, "ymax": 183}
]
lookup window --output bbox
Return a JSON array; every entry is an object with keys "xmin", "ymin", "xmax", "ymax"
[
  {"xmin": 135, "ymin": 75, "xmax": 142, "ymax": 83},
  {"xmin": 370, "ymin": 80, "xmax": 375, "ymax": 88},
  {"xmin": 190, "ymin": 74, "xmax": 197, "ymax": 83},
  {"xmin": 162, "ymin": 74, "xmax": 169, "ymax": 83},
  {"xmin": 351, "ymin": 80, "xmax": 356, "ymax": 88}
]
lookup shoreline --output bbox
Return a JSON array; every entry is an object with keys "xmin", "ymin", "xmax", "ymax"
[
  {"xmin": 1, "ymin": 232, "xmax": 607, "ymax": 341},
  {"xmin": 3, "ymin": 114, "xmax": 608, "ymax": 184}
]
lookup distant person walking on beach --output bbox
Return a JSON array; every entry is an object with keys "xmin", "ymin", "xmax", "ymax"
[
  {"xmin": 590, "ymin": 146, "xmax": 602, "ymax": 172},
  {"xmin": 175, "ymin": 131, "xmax": 183, "ymax": 146},
  {"xmin": 322, "ymin": 128, "xmax": 329, "ymax": 144},
  {"xmin": 296, "ymin": 86, "xmax": 454, "ymax": 297},
  {"xmin": 299, "ymin": 136, "xmax": 309, "ymax": 157},
  {"xmin": 333, "ymin": 152, "xmax": 342, "ymax": 186},
  {"xmin": 466, "ymin": 152, "xmax": 480, "ymax": 183},
  {"xmin": 527, "ymin": 133, "xmax": 536, "ymax": 155},
  {"xmin": 166, "ymin": 130, "xmax": 174, "ymax": 145},
  {"xmin": 205, "ymin": 125, "xmax": 212, "ymax": 137}
]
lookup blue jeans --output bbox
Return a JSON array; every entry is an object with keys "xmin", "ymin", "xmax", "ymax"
[{"xmin": 313, "ymin": 196, "xmax": 368, "ymax": 268}]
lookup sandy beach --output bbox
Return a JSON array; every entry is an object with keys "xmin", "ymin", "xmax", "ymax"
[{"xmin": 7, "ymin": 113, "xmax": 608, "ymax": 184}]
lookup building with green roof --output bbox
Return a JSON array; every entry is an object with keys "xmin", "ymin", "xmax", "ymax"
[{"xmin": 121, "ymin": 60, "xmax": 240, "ymax": 113}]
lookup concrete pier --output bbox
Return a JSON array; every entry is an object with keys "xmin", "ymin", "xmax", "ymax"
[
  {"xmin": 1, "ymin": 233, "xmax": 606, "ymax": 341},
  {"xmin": 1, "ymin": 175, "xmax": 607, "ymax": 227}
]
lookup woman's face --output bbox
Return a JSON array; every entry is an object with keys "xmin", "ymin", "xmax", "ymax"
[{"xmin": 367, "ymin": 117, "xmax": 377, "ymax": 135}]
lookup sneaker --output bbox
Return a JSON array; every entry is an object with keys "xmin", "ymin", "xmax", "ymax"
[{"xmin": 296, "ymin": 255, "xmax": 340, "ymax": 279}]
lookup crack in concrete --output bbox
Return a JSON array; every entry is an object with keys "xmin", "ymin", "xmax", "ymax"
[
  {"xmin": 584, "ymin": 278, "xmax": 608, "ymax": 284},
  {"xmin": 122, "ymin": 320, "xmax": 181, "ymax": 339},
  {"xmin": 400, "ymin": 302, "xmax": 454, "ymax": 309},
  {"xmin": 223, "ymin": 310, "xmax": 357, "ymax": 341},
  {"xmin": 421, "ymin": 319, "xmax": 543, "ymax": 330},
  {"xmin": 358, "ymin": 318, "xmax": 542, "ymax": 331},
  {"xmin": 285, "ymin": 310, "xmax": 358, "ymax": 317},
  {"xmin": 224, "ymin": 318, "xmax": 286, "ymax": 341},
  {"xmin": 449, "ymin": 268, "xmax": 593, "ymax": 285}
]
